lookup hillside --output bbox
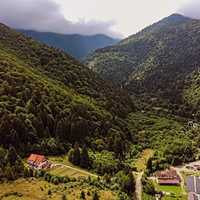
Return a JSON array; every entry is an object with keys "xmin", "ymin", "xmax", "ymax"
[
  {"xmin": 0, "ymin": 23, "xmax": 134, "ymax": 156},
  {"xmin": 18, "ymin": 30, "xmax": 119, "ymax": 60},
  {"xmin": 0, "ymin": 20, "xmax": 199, "ymax": 200},
  {"xmin": 86, "ymin": 14, "xmax": 200, "ymax": 118}
]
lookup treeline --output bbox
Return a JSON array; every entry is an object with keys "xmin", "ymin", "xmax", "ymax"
[
  {"xmin": 68, "ymin": 143, "xmax": 133, "ymax": 176},
  {"xmin": 68, "ymin": 143, "xmax": 91, "ymax": 168},
  {"xmin": 145, "ymin": 138, "xmax": 197, "ymax": 175},
  {"xmin": 0, "ymin": 146, "xmax": 24, "ymax": 180}
]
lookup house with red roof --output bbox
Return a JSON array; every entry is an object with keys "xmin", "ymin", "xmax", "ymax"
[
  {"xmin": 27, "ymin": 154, "xmax": 50, "ymax": 169},
  {"xmin": 155, "ymin": 167, "xmax": 181, "ymax": 186}
]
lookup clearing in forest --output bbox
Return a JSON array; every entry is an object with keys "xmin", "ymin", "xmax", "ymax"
[{"xmin": 134, "ymin": 149, "xmax": 154, "ymax": 172}]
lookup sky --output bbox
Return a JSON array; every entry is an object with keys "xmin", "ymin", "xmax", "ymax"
[{"xmin": 0, "ymin": 0, "xmax": 199, "ymax": 38}]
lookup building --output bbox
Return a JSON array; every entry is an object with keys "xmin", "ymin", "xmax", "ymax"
[
  {"xmin": 187, "ymin": 176, "xmax": 200, "ymax": 200},
  {"xmin": 155, "ymin": 168, "xmax": 181, "ymax": 185},
  {"xmin": 188, "ymin": 192, "xmax": 199, "ymax": 200},
  {"xmin": 27, "ymin": 154, "xmax": 50, "ymax": 169}
]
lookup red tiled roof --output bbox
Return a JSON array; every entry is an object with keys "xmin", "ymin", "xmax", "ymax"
[
  {"xmin": 27, "ymin": 154, "xmax": 46, "ymax": 164},
  {"xmin": 155, "ymin": 168, "xmax": 180, "ymax": 180}
]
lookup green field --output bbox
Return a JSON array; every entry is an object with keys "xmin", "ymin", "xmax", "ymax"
[
  {"xmin": 0, "ymin": 178, "xmax": 117, "ymax": 200},
  {"xmin": 50, "ymin": 166, "xmax": 91, "ymax": 178},
  {"xmin": 49, "ymin": 155, "xmax": 76, "ymax": 167},
  {"xmin": 48, "ymin": 155, "xmax": 97, "ymax": 178},
  {"xmin": 156, "ymin": 185, "xmax": 187, "ymax": 200}
]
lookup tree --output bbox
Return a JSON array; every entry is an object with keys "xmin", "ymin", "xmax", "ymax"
[
  {"xmin": 146, "ymin": 158, "xmax": 153, "ymax": 174},
  {"xmin": 92, "ymin": 191, "xmax": 99, "ymax": 200},
  {"xmin": 73, "ymin": 142, "xmax": 80, "ymax": 165},
  {"xmin": 68, "ymin": 142, "xmax": 81, "ymax": 166},
  {"xmin": 80, "ymin": 145, "xmax": 90, "ymax": 168},
  {"xmin": 4, "ymin": 164, "xmax": 15, "ymax": 180},
  {"xmin": 116, "ymin": 170, "xmax": 135, "ymax": 195},
  {"xmin": 48, "ymin": 189, "xmax": 52, "ymax": 195},
  {"xmin": 80, "ymin": 191, "xmax": 86, "ymax": 199},
  {"xmin": 113, "ymin": 135, "xmax": 125, "ymax": 159},
  {"xmin": 142, "ymin": 174, "xmax": 156, "ymax": 195},
  {"xmin": 0, "ymin": 147, "xmax": 6, "ymax": 168},
  {"xmin": 68, "ymin": 148, "xmax": 75, "ymax": 163},
  {"xmin": 5, "ymin": 146, "xmax": 19, "ymax": 165},
  {"xmin": 62, "ymin": 194, "xmax": 67, "ymax": 200},
  {"xmin": 164, "ymin": 139, "xmax": 197, "ymax": 165}
]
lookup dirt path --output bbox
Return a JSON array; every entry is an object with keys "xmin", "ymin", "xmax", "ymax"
[
  {"xmin": 134, "ymin": 149, "xmax": 154, "ymax": 200},
  {"xmin": 175, "ymin": 167, "xmax": 187, "ymax": 195},
  {"xmin": 134, "ymin": 172, "xmax": 143, "ymax": 200}
]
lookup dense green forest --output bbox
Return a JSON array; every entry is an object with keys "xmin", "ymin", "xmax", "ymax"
[
  {"xmin": 86, "ymin": 14, "xmax": 200, "ymax": 118},
  {"xmin": 0, "ymin": 23, "xmax": 135, "ymax": 156},
  {"xmin": 0, "ymin": 18, "xmax": 199, "ymax": 172}
]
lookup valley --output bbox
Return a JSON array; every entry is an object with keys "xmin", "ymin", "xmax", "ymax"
[{"xmin": 1, "ymin": 12, "xmax": 200, "ymax": 200}]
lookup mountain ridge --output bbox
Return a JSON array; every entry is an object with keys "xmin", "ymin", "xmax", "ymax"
[
  {"xmin": 86, "ymin": 13, "xmax": 200, "ymax": 118},
  {"xmin": 18, "ymin": 29, "xmax": 119, "ymax": 60}
]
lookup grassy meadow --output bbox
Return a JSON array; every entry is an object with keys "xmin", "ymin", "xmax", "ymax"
[
  {"xmin": 156, "ymin": 184, "xmax": 187, "ymax": 200},
  {"xmin": 49, "ymin": 165, "xmax": 94, "ymax": 178},
  {"xmin": 0, "ymin": 178, "xmax": 117, "ymax": 200}
]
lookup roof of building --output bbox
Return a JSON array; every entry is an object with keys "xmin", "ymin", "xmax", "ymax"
[
  {"xmin": 27, "ymin": 154, "xmax": 46, "ymax": 164},
  {"xmin": 155, "ymin": 168, "xmax": 180, "ymax": 180}
]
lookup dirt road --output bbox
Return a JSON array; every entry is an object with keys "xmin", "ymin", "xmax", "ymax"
[{"xmin": 134, "ymin": 172, "xmax": 144, "ymax": 200}]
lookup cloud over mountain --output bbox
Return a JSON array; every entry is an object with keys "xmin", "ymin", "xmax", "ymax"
[
  {"xmin": 179, "ymin": 0, "xmax": 200, "ymax": 20},
  {"xmin": 1, "ymin": 0, "xmax": 200, "ymax": 37},
  {"xmin": 0, "ymin": 0, "xmax": 118, "ymax": 36}
]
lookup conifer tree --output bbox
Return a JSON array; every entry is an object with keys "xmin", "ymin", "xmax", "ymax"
[{"xmin": 80, "ymin": 145, "xmax": 90, "ymax": 168}]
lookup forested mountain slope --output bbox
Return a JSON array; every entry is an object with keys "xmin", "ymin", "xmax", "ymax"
[
  {"xmin": 18, "ymin": 30, "xmax": 119, "ymax": 60},
  {"xmin": 1, "ymin": 24, "xmax": 134, "ymax": 118},
  {"xmin": 0, "ymin": 23, "xmax": 134, "ymax": 155},
  {"xmin": 0, "ymin": 21, "xmax": 199, "ymax": 189},
  {"xmin": 86, "ymin": 14, "xmax": 200, "ymax": 118}
]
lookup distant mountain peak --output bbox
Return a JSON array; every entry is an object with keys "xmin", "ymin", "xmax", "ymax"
[
  {"xmin": 168, "ymin": 13, "xmax": 187, "ymax": 18},
  {"xmin": 86, "ymin": 12, "xmax": 200, "ymax": 115},
  {"xmin": 148, "ymin": 13, "xmax": 191, "ymax": 29},
  {"xmin": 18, "ymin": 29, "xmax": 119, "ymax": 60},
  {"xmin": 164, "ymin": 13, "xmax": 191, "ymax": 21}
]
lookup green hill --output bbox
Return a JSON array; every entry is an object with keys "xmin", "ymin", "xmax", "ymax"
[
  {"xmin": 0, "ymin": 23, "xmax": 134, "ymax": 155},
  {"xmin": 86, "ymin": 14, "xmax": 200, "ymax": 118}
]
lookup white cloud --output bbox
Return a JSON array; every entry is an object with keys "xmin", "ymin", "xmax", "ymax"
[
  {"xmin": 0, "ymin": 0, "xmax": 198, "ymax": 37},
  {"xmin": 0, "ymin": 0, "xmax": 118, "ymax": 37},
  {"xmin": 179, "ymin": 0, "xmax": 200, "ymax": 19},
  {"xmin": 57, "ymin": 0, "xmax": 188, "ymax": 36}
]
